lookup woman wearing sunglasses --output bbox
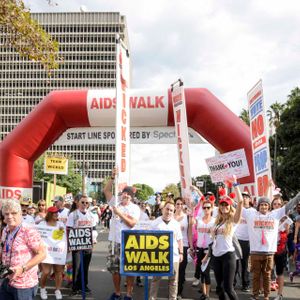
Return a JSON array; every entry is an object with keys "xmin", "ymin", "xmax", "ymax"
[
  {"xmin": 174, "ymin": 197, "xmax": 193, "ymax": 299},
  {"xmin": 35, "ymin": 199, "xmax": 47, "ymax": 225},
  {"xmin": 203, "ymin": 178, "xmax": 243, "ymax": 300},
  {"xmin": 194, "ymin": 198, "xmax": 216, "ymax": 300}
]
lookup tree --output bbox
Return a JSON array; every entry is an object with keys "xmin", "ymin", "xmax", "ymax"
[
  {"xmin": 239, "ymin": 108, "xmax": 250, "ymax": 126},
  {"xmin": 267, "ymin": 101, "xmax": 286, "ymax": 181},
  {"xmin": 133, "ymin": 183, "xmax": 154, "ymax": 201},
  {"xmin": 275, "ymin": 87, "xmax": 300, "ymax": 198},
  {"xmin": 0, "ymin": 0, "xmax": 60, "ymax": 72},
  {"xmin": 34, "ymin": 155, "xmax": 82, "ymax": 195},
  {"xmin": 162, "ymin": 184, "xmax": 180, "ymax": 200},
  {"xmin": 192, "ymin": 175, "xmax": 217, "ymax": 195}
]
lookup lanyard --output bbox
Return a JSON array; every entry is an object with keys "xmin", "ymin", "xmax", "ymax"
[{"xmin": 4, "ymin": 225, "xmax": 21, "ymax": 264}]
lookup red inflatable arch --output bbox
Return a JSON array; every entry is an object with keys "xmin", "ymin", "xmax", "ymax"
[{"xmin": 0, "ymin": 88, "xmax": 254, "ymax": 199}]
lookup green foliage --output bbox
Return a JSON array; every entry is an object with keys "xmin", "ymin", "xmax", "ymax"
[
  {"xmin": 192, "ymin": 175, "xmax": 217, "ymax": 195},
  {"xmin": 275, "ymin": 87, "xmax": 300, "ymax": 197},
  {"xmin": 162, "ymin": 184, "xmax": 180, "ymax": 200},
  {"xmin": 239, "ymin": 108, "xmax": 250, "ymax": 126},
  {"xmin": 0, "ymin": 0, "xmax": 60, "ymax": 72},
  {"xmin": 133, "ymin": 183, "xmax": 154, "ymax": 201},
  {"xmin": 34, "ymin": 155, "xmax": 82, "ymax": 195}
]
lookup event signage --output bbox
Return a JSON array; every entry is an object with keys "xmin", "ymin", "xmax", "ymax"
[
  {"xmin": 248, "ymin": 80, "xmax": 272, "ymax": 197},
  {"xmin": 205, "ymin": 148, "xmax": 250, "ymax": 183},
  {"xmin": 120, "ymin": 230, "xmax": 173, "ymax": 276},
  {"xmin": 171, "ymin": 80, "xmax": 192, "ymax": 199},
  {"xmin": 37, "ymin": 225, "xmax": 67, "ymax": 265},
  {"xmin": 68, "ymin": 227, "xmax": 93, "ymax": 251},
  {"xmin": 115, "ymin": 37, "xmax": 130, "ymax": 193},
  {"xmin": 54, "ymin": 127, "xmax": 205, "ymax": 145},
  {"xmin": 0, "ymin": 186, "xmax": 32, "ymax": 200},
  {"xmin": 44, "ymin": 156, "xmax": 68, "ymax": 175}
]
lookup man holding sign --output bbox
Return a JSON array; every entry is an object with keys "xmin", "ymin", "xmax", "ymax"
[
  {"xmin": 104, "ymin": 171, "xmax": 140, "ymax": 300},
  {"xmin": 149, "ymin": 200, "xmax": 183, "ymax": 300}
]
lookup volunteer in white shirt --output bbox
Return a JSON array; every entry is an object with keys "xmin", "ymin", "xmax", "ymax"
[
  {"xmin": 149, "ymin": 200, "xmax": 183, "ymax": 300},
  {"xmin": 193, "ymin": 199, "xmax": 215, "ymax": 300},
  {"xmin": 234, "ymin": 191, "xmax": 252, "ymax": 292},
  {"xmin": 242, "ymin": 192, "xmax": 300, "ymax": 300},
  {"xmin": 103, "ymin": 170, "xmax": 140, "ymax": 300},
  {"xmin": 21, "ymin": 201, "xmax": 35, "ymax": 225},
  {"xmin": 203, "ymin": 181, "xmax": 243, "ymax": 300},
  {"xmin": 54, "ymin": 196, "xmax": 70, "ymax": 225}
]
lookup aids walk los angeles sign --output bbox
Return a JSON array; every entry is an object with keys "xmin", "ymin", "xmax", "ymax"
[{"xmin": 120, "ymin": 230, "xmax": 173, "ymax": 276}]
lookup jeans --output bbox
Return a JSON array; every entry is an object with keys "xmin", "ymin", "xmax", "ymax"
[
  {"xmin": 213, "ymin": 251, "xmax": 238, "ymax": 300},
  {"xmin": 177, "ymin": 247, "xmax": 188, "ymax": 295},
  {"xmin": 0, "ymin": 278, "xmax": 38, "ymax": 300}
]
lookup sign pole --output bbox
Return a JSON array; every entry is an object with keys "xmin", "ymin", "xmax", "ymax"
[
  {"xmin": 80, "ymin": 250, "xmax": 86, "ymax": 300},
  {"xmin": 53, "ymin": 174, "xmax": 56, "ymax": 199},
  {"xmin": 144, "ymin": 276, "xmax": 149, "ymax": 300}
]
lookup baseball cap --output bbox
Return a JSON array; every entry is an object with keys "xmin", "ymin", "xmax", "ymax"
[
  {"xmin": 53, "ymin": 196, "xmax": 64, "ymax": 202},
  {"xmin": 242, "ymin": 191, "xmax": 251, "ymax": 197},
  {"xmin": 257, "ymin": 197, "xmax": 271, "ymax": 207},
  {"xmin": 219, "ymin": 196, "xmax": 233, "ymax": 206},
  {"xmin": 47, "ymin": 206, "xmax": 59, "ymax": 213}
]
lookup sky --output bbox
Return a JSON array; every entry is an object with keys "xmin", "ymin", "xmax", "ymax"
[{"xmin": 24, "ymin": 0, "xmax": 300, "ymax": 192}]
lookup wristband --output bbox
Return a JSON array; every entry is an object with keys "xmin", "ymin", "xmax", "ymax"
[{"xmin": 233, "ymin": 182, "xmax": 240, "ymax": 187}]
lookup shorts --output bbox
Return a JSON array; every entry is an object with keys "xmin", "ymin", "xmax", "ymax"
[
  {"xmin": 107, "ymin": 242, "xmax": 121, "ymax": 273},
  {"xmin": 274, "ymin": 251, "xmax": 287, "ymax": 276}
]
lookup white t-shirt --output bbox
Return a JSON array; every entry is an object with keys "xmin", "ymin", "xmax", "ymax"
[
  {"xmin": 196, "ymin": 217, "xmax": 215, "ymax": 249},
  {"xmin": 151, "ymin": 217, "xmax": 183, "ymax": 263},
  {"xmin": 212, "ymin": 223, "xmax": 237, "ymax": 257},
  {"xmin": 235, "ymin": 214, "xmax": 249, "ymax": 241},
  {"xmin": 22, "ymin": 214, "xmax": 35, "ymax": 225},
  {"xmin": 66, "ymin": 209, "xmax": 96, "ymax": 228},
  {"xmin": 108, "ymin": 200, "xmax": 140, "ymax": 244},
  {"xmin": 88, "ymin": 205, "xmax": 100, "ymax": 224},
  {"xmin": 242, "ymin": 206, "xmax": 285, "ymax": 253},
  {"xmin": 57, "ymin": 208, "xmax": 70, "ymax": 225},
  {"xmin": 178, "ymin": 214, "xmax": 189, "ymax": 247},
  {"xmin": 39, "ymin": 220, "xmax": 65, "ymax": 228}
]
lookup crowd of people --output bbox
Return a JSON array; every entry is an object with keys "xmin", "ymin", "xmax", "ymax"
[{"xmin": 0, "ymin": 174, "xmax": 299, "ymax": 300}]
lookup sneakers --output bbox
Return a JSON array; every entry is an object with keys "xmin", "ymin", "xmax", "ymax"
[
  {"xmin": 108, "ymin": 293, "xmax": 122, "ymax": 300},
  {"xmin": 192, "ymin": 278, "xmax": 200, "ymax": 286},
  {"xmin": 241, "ymin": 285, "xmax": 250, "ymax": 292},
  {"xmin": 273, "ymin": 295, "xmax": 283, "ymax": 300},
  {"xmin": 289, "ymin": 272, "xmax": 294, "ymax": 283},
  {"xmin": 55, "ymin": 290, "xmax": 62, "ymax": 300},
  {"xmin": 40, "ymin": 288, "xmax": 48, "ymax": 300},
  {"xmin": 123, "ymin": 296, "xmax": 132, "ymax": 300},
  {"xmin": 177, "ymin": 294, "xmax": 183, "ymax": 300},
  {"xmin": 136, "ymin": 281, "xmax": 143, "ymax": 287}
]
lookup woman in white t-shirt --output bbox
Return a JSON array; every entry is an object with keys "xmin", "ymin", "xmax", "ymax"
[
  {"xmin": 204, "ymin": 183, "xmax": 243, "ymax": 300},
  {"xmin": 174, "ymin": 197, "xmax": 193, "ymax": 299},
  {"xmin": 194, "ymin": 199, "xmax": 215, "ymax": 300}
]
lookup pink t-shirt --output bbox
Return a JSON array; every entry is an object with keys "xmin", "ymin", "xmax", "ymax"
[{"xmin": 1, "ymin": 225, "xmax": 43, "ymax": 288}]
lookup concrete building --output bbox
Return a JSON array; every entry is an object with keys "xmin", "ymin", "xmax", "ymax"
[{"xmin": 0, "ymin": 12, "xmax": 130, "ymax": 186}]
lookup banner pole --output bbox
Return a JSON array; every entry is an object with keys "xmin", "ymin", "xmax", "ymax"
[{"xmin": 80, "ymin": 250, "xmax": 86, "ymax": 300}]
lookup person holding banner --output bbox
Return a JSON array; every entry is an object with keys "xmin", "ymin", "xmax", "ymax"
[
  {"xmin": 202, "ymin": 179, "xmax": 243, "ymax": 300},
  {"xmin": 0, "ymin": 199, "xmax": 46, "ymax": 300},
  {"xmin": 149, "ymin": 200, "xmax": 183, "ymax": 300},
  {"xmin": 39, "ymin": 206, "xmax": 66, "ymax": 300},
  {"xmin": 66, "ymin": 195, "xmax": 97, "ymax": 296},
  {"xmin": 174, "ymin": 197, "xmax": 193, "ymax": 299},
  {"xmin": 54, "ymin": 196, "xmax": 70, "ymax": 225},
  {"xmin": 242, "ymin": 191, "xmax": 300, "ymax": 300},
  {"xmin": 103, "ymin": 174, "xmax": 140, "ymax": 300}
]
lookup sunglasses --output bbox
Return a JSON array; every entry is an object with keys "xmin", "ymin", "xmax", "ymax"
[
  {"xmin": 80, "ymin": 202, "xmax": 89, "ymax": 205},
  {"xmin": 220, "ymin": 202, "xmax": 229, "ymax": 206},
  {"xmin": 203, "ymin": 206, "xmax": 211, "ymax": 210},
  {"xmin": 38, "ymin": 204, "xmax": 45, "ymax": 207},
  {"xmin": 176, "ymin": 203, "xmax": 183, "ymax": 206}
]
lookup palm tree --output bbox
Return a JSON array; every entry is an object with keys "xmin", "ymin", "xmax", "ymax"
[
  {"xmin": 267, "ymin": 102, "xmax": 286, "ymax": 181},
  {"xmin": 239, "ymin": 108, "xmax": 250, "ymax": 126}
]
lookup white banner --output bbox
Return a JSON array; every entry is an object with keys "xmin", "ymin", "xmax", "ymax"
[
  {"xmin": 54, "ymin": 127, "xmax": 206, "ymax": 145},
  {"xmin": 37, "ymin": 225, "xmax": 67, "ymax": 265},
  {"xmin": 0, "ymin": 186, "xmax": 32, "ymax": 200},
  {"xmin": 171, "ymin": 81, "xmax": 192, "ymax": 199},
  {"xmin": 205, "ymin": 148, "xmax": 250, "ymax": 183},
  {"xmin": 248, "ymin": 80, "xmax": 272, "ymax": 197},
  {"xmin": 115, "ymin": 38, "xmax": 130, "ymax": 192},
  {"xmin": 87, "ymin": 88, "xmax": 168, "ymax": 127}
]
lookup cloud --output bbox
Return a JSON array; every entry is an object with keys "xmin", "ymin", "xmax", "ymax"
[{"xmin": 23, "ymin": 0, "xmax": 300, "ymax": 191}]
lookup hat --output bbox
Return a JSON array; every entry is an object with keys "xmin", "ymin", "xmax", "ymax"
[
  {"xmin": 242, "ymin": 191, "xmax": 251, "ymax": 198},
  {"xmin": 122, "ymin": 186, "xmax": 135, "ymax": 199},
  {"xmin": 204, "ymin": 191, "xmax": 214, "ymax": 197},
  {"xmin": 167, "ymin": 192, "xmax": 174, "ymax": 197},
  {"xmin": 53, "ymin": 196, "xmax": 64, "ymax": 202},
  {"xmin": 219, "ymin": 196, "xmax": 233, "ymax": 206},
  {"xmin": 20, "ymin": 200, "xmax": 30, "ymax": 206},
  {"xmin": 257, "ymin": 197, "xmax": 271, "ymax": 208},
  {"xmin": 47, "ymin": 206, "xmax": 59, "ymax": 213}
]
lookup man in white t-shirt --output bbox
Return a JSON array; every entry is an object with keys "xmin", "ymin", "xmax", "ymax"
[
  {"xmin": 104, "ymin": 174, "xmax": 140, "ymax": 300},
  {"xmin": 54, "ymin": 196, "xmax": 70, "ymax": 225},
  {"xmin": 21, "ymin": 201, "xmax": 35, "ymax": 225},
  {"xmin": 243, "ymin": 192, "xmax": 300, "ymax": 300},
  {"xmin": 149, "ymin": 200, "xmax": 183, "ymax": 300}
]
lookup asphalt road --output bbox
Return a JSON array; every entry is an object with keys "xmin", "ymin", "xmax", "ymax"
[{"xmin": 37, "ymin": 227, "xmax": 300, "ymax": 300}]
